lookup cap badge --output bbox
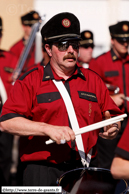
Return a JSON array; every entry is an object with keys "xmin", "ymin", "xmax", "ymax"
[
  {"xmin": 84, "ymin": 32, "xmax": 91, "ymax": 38},
  {"xmin": 122, "ymin": 24, "xmax": 128, "ymax": 32},
  {"xmin": 62, "ymin": 18, "xmax": 71, "ymax": 28},
  {"xmin": 33, "ymin": 13, "xmax": 39, "ymax": 19}
]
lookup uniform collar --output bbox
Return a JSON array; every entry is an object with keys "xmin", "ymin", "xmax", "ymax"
[
  {"xmin": 0, "ymin": 49, "xmax": 5, "ymax": 57},
  {"xmin": 40, "ymin": 59, "xmax": 45, "ymax": 67},
  {"xmin": 110, "ymin": 48, "xmax": 129, "ymax": 62},
  {"xmin": 43, "ymin": 62, "xmax": 86, "ymax": 81},
  {"xmin": 43, "ymin": 62, "xmax": 54, "ymax": 81},
  {"xmin": 110, "ymin": 48, "xmax": 119, "ymax": 61}
]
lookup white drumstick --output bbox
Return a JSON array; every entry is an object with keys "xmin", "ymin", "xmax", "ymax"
[
  {"xmin": 45, "ymin": 113, "xmax": 127, "ymax": 145},
  {"xmin": 123, "ymin": 96, "xmax": 129, "ymax": 101}
]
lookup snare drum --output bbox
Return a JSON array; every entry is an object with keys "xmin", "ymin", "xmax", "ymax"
[{"xmin": 57, "ymin": 167, "xmax": 128, "ymax": 194}]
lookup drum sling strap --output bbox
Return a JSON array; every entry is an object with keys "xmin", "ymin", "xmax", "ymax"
[{"xmin": 52, "ymin": 79, "xmax": 92, "ymax": 167}]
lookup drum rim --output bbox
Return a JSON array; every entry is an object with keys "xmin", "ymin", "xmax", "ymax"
[
  {"xmin": 59, "ymin": 167, "xmax": 110, "ymax": 179},
  {"xmin": 57, "ymin": 167, "xmax": 129, "ymax": 190}
]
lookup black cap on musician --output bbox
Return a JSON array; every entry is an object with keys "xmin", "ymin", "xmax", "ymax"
[
  {"xmin": 80, "ymin": 30, "xmax": 94, "ymax": 49},
  {"xmin": 109, "ymin": 21, "xmax": 129, "ymax": 42},
  {"xmin": 41, "ymin": 12, "xmax": 81, "ymax": 43},
  {"xmin": 21, "ymin": 11, "xmax": 41, "ymax": 27}
]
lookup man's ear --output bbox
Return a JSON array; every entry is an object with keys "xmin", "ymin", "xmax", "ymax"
[
  {"xmin": 111, "ymin": 38, "xmax": 114, "ymax": 46},
  {"xmin": 45, "ymin": 44, "xmax": 52, "ymax": 57}
]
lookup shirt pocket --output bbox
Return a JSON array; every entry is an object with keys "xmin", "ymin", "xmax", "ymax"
[
  {"xmin": 78, "ymin": 91, "xmax": 98, "ymax": 102},
  {"xmin": 105, "ymin": 71, "xmax": 119, "ymax": 77},
  {"xmin": 78, "ymin": 91, "xmax": 101, "ymax": 124},
  {"xmin": 104, "ymin": 71, "xmax": 120, "ymax": 91},
  {"xmin": 37, "ymin": 92, "xmax": 61, "ymax": 103},
  {"xmin": 36, "ymin": 92, "xmax": 62, "ymax": 117}
]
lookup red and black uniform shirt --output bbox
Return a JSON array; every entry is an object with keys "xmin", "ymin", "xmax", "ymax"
[
  {"xmin": 0, "ymin": 50, "xmax": 18, "ymax": 97},
  {"xmin": 89, "ymin": 49, "xmax": 129, "ymax": 112},
  {"xmin": 0, "ymin": 62, "xmax": 122, "ymax": 164},
  {"xmin": 10, "ymin": 38, "xmax": 35, "ymax": 74},
  {"xmin": 89, "ymin": 49, "xmax": 129, "ymax": 132}
]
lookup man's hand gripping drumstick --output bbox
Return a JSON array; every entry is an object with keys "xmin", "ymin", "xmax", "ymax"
[
  {"xmin": 45, "ymin": 112, "xmax": 127, "ymax": 145},
  {"xmin": 99, "ymin": 111, "xmax": 121, "ymax": 140}
]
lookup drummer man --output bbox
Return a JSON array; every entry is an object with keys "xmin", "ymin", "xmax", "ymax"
[{"xmin": 0, "ymin": 12, "xmax": 122, "ymax": 186}]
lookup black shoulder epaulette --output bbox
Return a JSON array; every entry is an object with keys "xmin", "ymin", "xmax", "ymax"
[
  {"xmin": 18, "ymin": 67, "xmax": 38, "ymax": 80},
  {"xmin": 87, "ymin": 68, "xmax": 104, "ymax": 81}
]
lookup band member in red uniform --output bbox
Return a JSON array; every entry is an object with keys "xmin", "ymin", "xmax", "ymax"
[
  {"xmin": 10, "ymin": 10, "xmax": 41, "ymax": 74},
  {"xmin": 77, "ymin": 30, "xmax": 95, "ymax": 69},
  {"xmin": 0, "ymin": 12, "xmax": 122, "ymax": 186},
  {"xmin": 89, "ymin": 21, "xmax": 129, "ymax": 169},
  {"xmin": 0, "ymin": 16, "xmax": 18, "ymax": 186}
]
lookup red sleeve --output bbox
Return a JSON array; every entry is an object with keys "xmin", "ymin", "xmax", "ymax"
[
  {"xmin": 94, "ymin": 71, "xmax": 123, "ymax": 118},
  {"xmin": 115, "ymin": 120, "xmax": 129, "ymax": 160},
  {"xmin": 0, "ymin": 68, "xmax": 40, "ymax": 120}
]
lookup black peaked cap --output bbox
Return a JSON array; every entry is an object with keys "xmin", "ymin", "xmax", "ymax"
[
  {"xmin": 109, "ymin": 21, "xmax": 129, "ymax": 41},
  {"xmin": 41, "ymin": 12, "xmax": 81, "ymax": 43}
]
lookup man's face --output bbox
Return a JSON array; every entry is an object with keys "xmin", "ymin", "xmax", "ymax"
[
  {"xmin": 78, "ymin": 46, "xmax": 93, "ymax": 63},
  {"xmin": 111, "ymin": 38, "xmax": 129, "ymax": 57},
  {"xmin": 22, "ymin": 25, "xmax": 32, "ymax": 39},
  {"xmin": 45, "ymin": 40, "xmax": 79, "ymax": 72}
]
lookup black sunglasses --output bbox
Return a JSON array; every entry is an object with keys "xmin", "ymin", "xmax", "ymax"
[
  {"xmin": 116, "ymin": 39, "xmax": 129, "ymax": 45},
  {"xmin": 53, "ymin": 41, "xmax": 80, "ymax": 51}
]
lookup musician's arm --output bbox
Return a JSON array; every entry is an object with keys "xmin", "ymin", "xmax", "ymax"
[
  {"xmin": 110, "ymin": 93, "xmax": 125, "ymax": 107},
  {"xmin": 111, "ymin": 155, "xmax": 129, "ymax": 180},
  {"xmin": 0, "ymin": 117, "xmax": 75, "ymax": 144}
]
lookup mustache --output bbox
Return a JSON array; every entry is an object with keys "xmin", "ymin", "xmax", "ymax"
[{"xmin": 63, "ymin": 54, "xmax": 76, "ymax": 61}]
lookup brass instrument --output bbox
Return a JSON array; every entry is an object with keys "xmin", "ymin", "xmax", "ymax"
[
  {"xmin": 12, "ymin": 15, "xmax": 46, "ymax": 83},
  {"xmin": 106, "ymin": 83, "xmax": 120, "ymax": 94},
  {"xmin": 106, "ymin": 83, "xmax": 129, "ymax": 101}
]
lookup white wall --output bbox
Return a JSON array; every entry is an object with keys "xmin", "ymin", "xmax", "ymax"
[{"xmin": 34, "ymin": 0, "xmax": 129, "ymax": 57}]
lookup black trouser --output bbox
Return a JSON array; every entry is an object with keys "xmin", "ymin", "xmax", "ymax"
[{"xmin": 22, "ymin": 160, "xmax": 83, "ymax": 186}]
